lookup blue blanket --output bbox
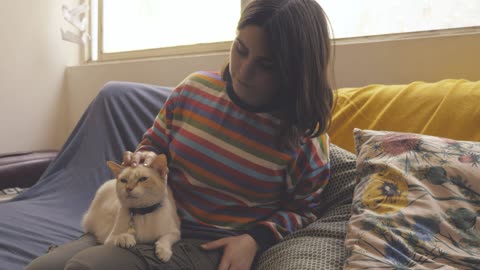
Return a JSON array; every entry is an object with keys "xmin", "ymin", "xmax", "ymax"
[{"xmin": 0, "ymin": 82, "xmax": 173, "ymax": 270}]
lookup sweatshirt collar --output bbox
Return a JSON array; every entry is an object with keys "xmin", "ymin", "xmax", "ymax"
[{"xmin": 226, "ymin": 82, "xmax": 282, "ymax": 113}]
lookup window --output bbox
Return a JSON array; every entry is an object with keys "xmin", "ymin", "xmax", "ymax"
[
  {"xmin": 318, "ymin": 0, "xmax": 480, "ymax": 39},
  {"xmin": 91, "ymin": 0, "xmax": 241, "ymax": 61},
  {"xmin": 90, "ymin": 0, "xmax": 480, "ymax": 62}
]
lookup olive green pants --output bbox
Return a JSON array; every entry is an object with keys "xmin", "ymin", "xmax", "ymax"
[{"xmin": 24, "ymin": 234, "xmax": 223, "ymax": 270}]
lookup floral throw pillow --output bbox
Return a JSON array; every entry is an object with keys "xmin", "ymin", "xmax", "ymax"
[{"xmin": 344, "ymin": 129, "xmax": 480, "ymax": 270}]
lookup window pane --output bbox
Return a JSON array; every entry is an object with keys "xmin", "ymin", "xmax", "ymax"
[
  {"xmin": 97, "ymin": 0, "xmax": 480, "ymax": 58},
  {"xmin": 102, "ymin": 0, "xmax": 241, "ymax": 53},
  {"xmin": 317, "ymin": 0, "xmax": 480, "ymax": 38}
]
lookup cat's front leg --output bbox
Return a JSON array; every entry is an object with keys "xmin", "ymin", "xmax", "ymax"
[
  {"xmin": 155, "ymin": 230, "xmax": 181, "ymax": 262},
  {"xmin": 110, "ymin": 233, "xmax": 136, "ymax": 248},
  {"xmin": 104, "ymin": 207, "xmax": 136, "ymax": 248}
]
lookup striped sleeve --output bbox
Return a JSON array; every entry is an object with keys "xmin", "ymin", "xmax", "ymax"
[
  {"xmin": 247, "ymin": 134, "xmax": 330, "ymax": 250},
  {"xmin": 135, "ymin": 84, "xmax": 180, "ymax": 157}
]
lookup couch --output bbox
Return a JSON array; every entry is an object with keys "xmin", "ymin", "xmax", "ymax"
[{"xmin": 0, "ymin": 79, "xmax": 478, "ymax": 270}]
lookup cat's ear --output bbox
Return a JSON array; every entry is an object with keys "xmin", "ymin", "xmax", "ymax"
[
  {"xmin": 151, "ymin": 154, "xmax": 168, "ymax": 177},
  {"xmin": 107, "ymin": 161, "xmax": 124, "ymax": 178}
]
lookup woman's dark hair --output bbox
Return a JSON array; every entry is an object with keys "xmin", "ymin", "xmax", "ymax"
[{"xmin": 222, "ymin": 0, "xmax": 334, "ymax": 148}]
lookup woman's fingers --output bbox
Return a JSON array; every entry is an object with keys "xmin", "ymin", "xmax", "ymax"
[
  {"xmin": 201, "ymin": 238, "xmax": 228, "ymax": 250},
  {"xmin": 201, "ymin": 238, "xmax": 231, "ymax": 270},
  {"xmin": 122, "ymin": 151, "xmax": 133, "ymax": 166},
  {"xmin": 217, "ymin": 257, "xmax": 231, "ymax": 270},
  {"xmin": 122, "ymin": 151, "xmax": 158, "ymax": 167},
  {"xmin": 142, "ymin": 152, "xmax": 157, "ymax": 167},
  {"xmin": 130, "ymin": 152, "xmax": 142, "ymax": 167}
]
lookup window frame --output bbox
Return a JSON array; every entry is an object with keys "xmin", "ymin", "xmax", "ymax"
[{"xmin": 88, "ymin": 0, "xmax": 480, "ymax": 63}]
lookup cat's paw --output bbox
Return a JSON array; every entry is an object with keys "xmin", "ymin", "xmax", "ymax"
[
  {"xmin": 155, "ymin": 242, "xmax": 173, "ymax": 262},
  {"xmin": 113, "ymin": 233, "xmax": 136, "ymax": 248}
]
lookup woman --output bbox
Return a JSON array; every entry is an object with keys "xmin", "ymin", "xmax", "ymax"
[{"xmin": 26, "ymin": 0, "xmax": 334, "ymax": 269}]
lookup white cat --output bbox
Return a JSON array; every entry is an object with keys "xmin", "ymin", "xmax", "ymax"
[{"xmin": 82, "ymin": 154, "xmax": 180, "ymax": 262}]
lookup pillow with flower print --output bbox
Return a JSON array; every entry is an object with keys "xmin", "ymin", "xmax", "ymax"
[{"xmin": 344, "ymin": 129, "xmax": 480, "ymax": 270}]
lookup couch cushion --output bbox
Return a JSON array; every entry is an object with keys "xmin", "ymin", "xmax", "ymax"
[
  {"xmin": 344, "ymin": 129, "xmax": 480, "ymax": 269},
  {"xmin": 330, "ymin": 79, "xmax": 480, "ymax": 153}
]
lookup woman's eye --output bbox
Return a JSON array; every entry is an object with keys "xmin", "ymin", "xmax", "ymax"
[
  {"xmin": 235, "ymin": 44, "xmax": 247, "ymax": 56},
  {"xmin": 138, "ymin": 177, "xmax": 148, "ymax": 182}
]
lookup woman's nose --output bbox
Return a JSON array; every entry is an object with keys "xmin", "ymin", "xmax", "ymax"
[{"xmin": 239, "ymin": 59, "xmax": 255, "ymax": 81}]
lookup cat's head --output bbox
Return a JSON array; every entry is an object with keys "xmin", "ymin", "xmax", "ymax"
[{"xmin": 107, "ymin": 154, "xmax": 168, "ymax": 208}]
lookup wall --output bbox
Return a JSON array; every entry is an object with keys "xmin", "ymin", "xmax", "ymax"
[
  {"xmin": 66, "ymin": 31, "xmax": 480, "ymax": 136},
  {"xmin": 0, "ymin": 0, "xmax": 80, "ymax": 153},
  {"xmin": 333, "ymin": 31, "xmax": 480, "ymax": 87}
]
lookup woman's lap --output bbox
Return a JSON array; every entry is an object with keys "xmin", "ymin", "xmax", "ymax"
[
  {"xmin": 25, "ymin": 234, "xmax": 222, "ymax": 270},
  {"xmin": 24, "ymin": 234, "xmax": 97, "ymax": 270}
]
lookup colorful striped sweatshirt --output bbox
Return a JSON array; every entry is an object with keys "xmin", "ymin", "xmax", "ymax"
[{"xmin": 136, "ymin": 71, "xmax": 330, "ymax": 250}]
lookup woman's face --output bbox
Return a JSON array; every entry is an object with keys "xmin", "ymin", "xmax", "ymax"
[{"xmin": 229, "ymin": 25, "xmax": 280, "ymax": 108}]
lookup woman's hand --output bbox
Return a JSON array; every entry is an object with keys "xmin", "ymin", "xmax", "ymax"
[
  {"xmin": 122, "ymin": 150, "xmax": 158, "ymax": 167},
  {"xmin": 201, "ymin": 234, "xmax": 259, "ymax": 270}
]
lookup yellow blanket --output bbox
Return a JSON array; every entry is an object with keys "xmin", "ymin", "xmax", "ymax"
[{"xmin": 329, "ymin": 79, "xmax": 480, "ymax": 153}]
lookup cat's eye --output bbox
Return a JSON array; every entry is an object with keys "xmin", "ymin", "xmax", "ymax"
[
  {"xmin": 120, "ymin": 178, "xmax": 128, "ymax": 184},
  {"xmin": 138, "ymin": 177, "xmax": 148, "ymax": 182}
]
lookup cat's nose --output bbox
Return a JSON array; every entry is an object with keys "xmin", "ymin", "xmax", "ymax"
[{"xmin": 126, "ymin": 187, "xmax": 133, "ymax": 193}]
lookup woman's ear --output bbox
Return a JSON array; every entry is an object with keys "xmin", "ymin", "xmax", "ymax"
[
  {"xmin": 107, "ymin": 161, "xmax": 124, "ymax": 178},
  {"xmin": 151, "ymin": 154, "xmax": 168, "ymax": 177}
]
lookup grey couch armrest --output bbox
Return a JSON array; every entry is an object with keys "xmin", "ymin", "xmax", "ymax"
[{"xmin": 0, "ymin": 150, "xmax": 58, "ymax": 189}]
